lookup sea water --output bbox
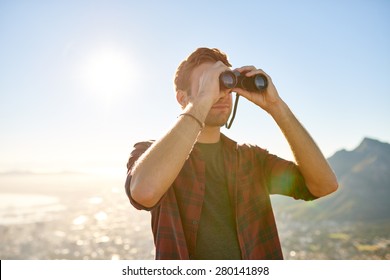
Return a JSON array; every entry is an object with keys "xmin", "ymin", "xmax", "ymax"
[{"xmin": 0, "ymin": 194, "xmax": 65, "ymax": 225}]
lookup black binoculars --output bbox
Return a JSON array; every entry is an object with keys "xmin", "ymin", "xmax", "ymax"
[{"xmin": 220, "ymin": 70, "xmax": 268, "ymax": 92}]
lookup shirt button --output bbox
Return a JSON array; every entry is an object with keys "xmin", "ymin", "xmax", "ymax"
[{"xmin": 192, "ymin": 220, "xmax": 198, "ymax": 225}]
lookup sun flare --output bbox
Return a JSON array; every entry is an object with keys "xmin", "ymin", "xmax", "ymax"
[{"xmin": 81, "ymin": 47, "xmax": 133, "ymax": 100}]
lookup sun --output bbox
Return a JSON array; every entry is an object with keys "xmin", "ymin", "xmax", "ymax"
[{"xmin": 80, "ymin": 46, "xmax": 133, "ymax": 101}]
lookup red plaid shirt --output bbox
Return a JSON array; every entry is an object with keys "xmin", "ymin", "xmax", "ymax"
[{"xmin": 125, "ymin": 134, "xmax": 317, "ymax": 259}]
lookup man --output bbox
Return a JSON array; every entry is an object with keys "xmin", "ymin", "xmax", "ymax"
[{"xmin": 125, "ymin": 47, "xmax": 338, "ymax": 259}]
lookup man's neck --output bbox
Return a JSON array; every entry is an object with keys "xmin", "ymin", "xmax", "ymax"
[{"xmin": 197, "ymin": 126, "xmax": 221, "ymax": 143}]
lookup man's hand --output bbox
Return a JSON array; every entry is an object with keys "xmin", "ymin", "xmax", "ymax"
[
  {"xmin": 232, "ymin": 66, "xmax": 282, "ymax": 113},
  {"xmin": 187, "ymin": 61, "xmax": 232, "ymax": 109}
]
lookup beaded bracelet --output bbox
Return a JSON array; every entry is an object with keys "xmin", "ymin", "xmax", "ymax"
[{"xmin": 179, "ymin": 113, "xmax": 204, "ymax": 129}]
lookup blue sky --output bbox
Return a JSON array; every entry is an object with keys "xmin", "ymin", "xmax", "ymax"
[{"xmin": 0, "ymin": 0, "xmax": 389, "ymax": 175}]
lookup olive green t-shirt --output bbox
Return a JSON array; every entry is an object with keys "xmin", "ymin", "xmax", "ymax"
[{"xmin": 193, "ymin": 141, "xmax": 242, "ymax": 260}]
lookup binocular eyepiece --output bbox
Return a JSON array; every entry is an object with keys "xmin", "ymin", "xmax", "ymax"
[{"xmin": 220, "ymin": 70, "xmax": 268, "ymax": 92}]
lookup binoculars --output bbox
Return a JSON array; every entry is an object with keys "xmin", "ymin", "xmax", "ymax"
[{"xmin": 220, "ymin": 70, "xmax": 268, "ymax": 92}]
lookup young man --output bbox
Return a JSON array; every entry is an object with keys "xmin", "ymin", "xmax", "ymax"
[{"xmin": 125, "ymin": 47, "xmax": 338, "ymax": 259}]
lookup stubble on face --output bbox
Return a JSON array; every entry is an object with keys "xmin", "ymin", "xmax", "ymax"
[{"xmin": 204, "ymin": 96, "xmax": 233, "ymax": 127}]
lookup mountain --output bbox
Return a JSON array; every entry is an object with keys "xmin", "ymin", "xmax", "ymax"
[{"xmin": 271, "ymin": 137, "xmax": 390, "ymax": 224}]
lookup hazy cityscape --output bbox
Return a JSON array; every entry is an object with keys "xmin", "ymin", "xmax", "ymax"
[{"xmin": 1, "ymin": 171, "xmax": 389, "ymax": 260}]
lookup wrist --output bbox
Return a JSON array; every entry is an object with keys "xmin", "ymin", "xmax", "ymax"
[
  {"xmin": 178, "ymin": 113, "xmax": 204, "ymax": 129},
  {"xmin": 185, "ymin": 96, "xmax": 213, "ymax": 123},
  {"xmin": 267, "ymin": 99, "xmax": 291, "ymax": 122}
]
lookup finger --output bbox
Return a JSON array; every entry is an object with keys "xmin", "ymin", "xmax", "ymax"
[
  {"xmin": 234, "ymin": 65, "xmax": 256, "ymax": 73},
  {"xmin": 234, "ymin": 66, "xmax": 269, "ymax": 78},
  {"xmin": 233, "ymin": 87, "xmax": 251, "ymax": 98},
  {"xmin": 244, "ymin": 68, "xmax": 269, "ymax": 78},
  {"xmin": 214, "ymin": 61, "xmax": 231, "ymax": 72}
]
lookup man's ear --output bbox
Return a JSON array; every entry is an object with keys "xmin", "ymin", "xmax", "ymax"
[{"xmin": 176, "ymin": 90, "xmax": 189, "ymax": 109}]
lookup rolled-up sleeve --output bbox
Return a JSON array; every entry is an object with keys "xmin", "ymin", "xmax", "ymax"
[
  {"xmin": 125, "ymin": 141, "xmax": 155, "ymax": 210},
  {"xmin": 262, "ymin": 150, "xmax": 318, "ymax": 201}
]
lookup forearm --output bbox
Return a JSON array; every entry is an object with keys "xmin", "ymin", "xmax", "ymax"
[
  {"xmin": 130, "ymin": 61, "xmax": 230, "ymax": 207},
  {"xmin": 130, "ymin": 102, "xmax": 209, "ymax": 208},
  {"xmin": 268, "ymin": 100, "xmax": 338, "ymax": 197}
]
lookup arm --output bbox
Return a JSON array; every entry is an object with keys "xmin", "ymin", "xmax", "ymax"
[
  {"xmin": 129, "ymin": 62, "xmax": 229, "ymax": 208},
  {"xmin": 129, "ymin": 102, "xmax": 205, "ymax": 208},
  {"xmin": 234, "ymin": 66, "xmax": 338, "ymax": 197},
  {"xmin": 268, "ymin": 100, "xmax": 338, "ymax": 197}
]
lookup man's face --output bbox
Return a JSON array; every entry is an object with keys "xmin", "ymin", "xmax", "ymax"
[{"xmin": 188, "ymin": 62, "xmax": 233, "ymax": 127}]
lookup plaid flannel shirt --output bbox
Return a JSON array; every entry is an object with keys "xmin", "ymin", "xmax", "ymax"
[{"xmin": 125, "ymin": 134, "xmax": 317, "ymax": 259}]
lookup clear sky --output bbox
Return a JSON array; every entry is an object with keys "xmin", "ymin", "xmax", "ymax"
[{"xmin": 0, "ymin": 0, "xmax": 389, "ymax": 176}]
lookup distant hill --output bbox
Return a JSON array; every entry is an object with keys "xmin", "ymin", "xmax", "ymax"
[{"xmin": 271, "ymin": 137, "xmax": 390, "ymax": 224}]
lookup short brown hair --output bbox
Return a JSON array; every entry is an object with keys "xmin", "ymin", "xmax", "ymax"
[{"xmin": 174, "ymin": 47, "xmax": 231, "ymax": 92}]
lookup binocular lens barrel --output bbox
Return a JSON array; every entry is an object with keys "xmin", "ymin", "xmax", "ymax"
[
  {"xmin": 220, "ymin": 71, "xmax": 237, "ymax": 89},
  {"xmin": 253, "ymin": 75, "xmax": 267, "ymax": 89},
  {"xmin": 219, "ymin": 70, "xmax": 268, "ymax": 92}
]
